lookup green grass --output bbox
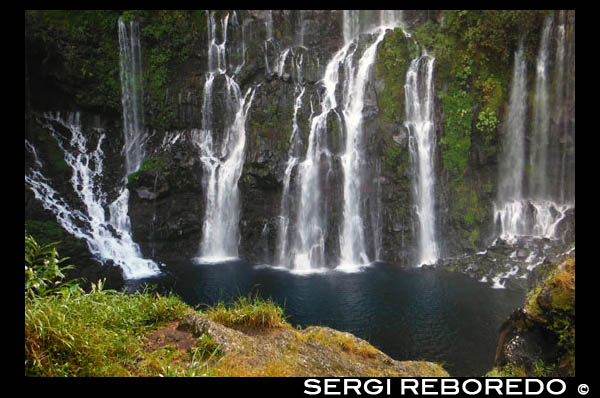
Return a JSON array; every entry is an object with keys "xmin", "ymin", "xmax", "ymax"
[
  {"xmin": 25, "ymin": 285, "xmax": 191, "ymax": 376},
  {"xmin": 24, "ymin": 233, "xmax": 293, "ymax": 376},
  {"xmin": 200, "ymin": 293, "xmax": 291, "ymax": 330}
]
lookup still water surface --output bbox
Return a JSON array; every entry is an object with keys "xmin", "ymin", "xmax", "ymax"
[{"xmin": 126, "ymin": 260, "xmax": 525, "ymax": 376}]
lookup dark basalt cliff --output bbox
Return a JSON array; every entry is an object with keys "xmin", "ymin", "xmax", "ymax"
[{"xmin": 25, "ymin": 10, "xmax": 575, "ymax": 285}]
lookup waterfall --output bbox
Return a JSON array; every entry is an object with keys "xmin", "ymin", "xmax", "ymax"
[
  {"xmin": 554, "ymin": 12, "xmax": 568, "ymax": 204},
  {"xmin": 118, "ymin": 17, "xmax": 146, "ymax": 175},
  {"xmin": 195, "ymin": 11, "xmax": 256, "ymax": 262},
  {"xmin": 498, "ymin": 41, "xmax": 527, "ymax": 205},
  {"xmin": 405, "ymin": 54, "xmax": 439, "ymax": 266},
  {"xmin": 494, "ymin": 41, "xmax": 529, "ymax": 238},
  {"xmin": 278, "ymin": 11, "xmax": 403, "ymax": 271},
  {"xmin": 24, "ymin": 16, "xmax": 163, "ymax": 279},
  {"xmin": 276, "ymin": 85, "xmax": 305, "ymax": 268},
  {"xmin": 338, "ymin": 27, "xmax": 388, "ymax": 269},
  {"xmin": 290, "ymin": 44, "xmax": 347, "ymax": 270},
  {"xmin": 529, "ymin": 16, "xmax": 552, "ymax": 200},
  {"xmin": 25, "ymin": 113, "xmax": 160, "ymax": 279},
  {"xmin": 495, "ymin": 14, "xmax": 574, "ymax": 242}
]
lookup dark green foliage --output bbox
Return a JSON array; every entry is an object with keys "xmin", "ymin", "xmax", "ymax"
[
  {"xmin": 439, "ymin": 85, "xmax": 474, "ymax": 179},
  {"xmin": 135, "ymin": 10, "xmax": 204, "ymax": 128},
  {"xmin": 25, "ymin": 10, "xmax": 122, "ymax": 112},
  {"xmin": 375, "ymin": 28, "xmax": 414, "ymax": 125},
  {"xmin": 25, "ymin": 233, "xmax": 79, "ymax": 300},
  {"xmin": 24, "ymin": 233, "xmax": 192, "ymax": 376},
  {"xmin": 127, "ymin": 156, "xmax": 165, "ymax": 185},
  {"xmin": 382, "ymin": 142, "xmax": 407, "ymax": 177},
  {"xmin": 441, "ymin": 10, "xmax": 550, "ymax": 65},
  {"xmin": 25, "ymin": 220, "xmax": 84, "ymax": 249}
]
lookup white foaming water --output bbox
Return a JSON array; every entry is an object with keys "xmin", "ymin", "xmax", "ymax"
[
  {"xmin": 280, "ymin": 11, "xmax": 404, "ymax": 271},
  {"xmin": 529, "ymin": 16, "xmax": 553, "ymax": 201},
  {"xmin": 497, "ymin": 42, "xmax": 527, "ymax": 205},
  {"xmin": 494, "ymin": 199, "xmax": 572, "ymax": 243},
  {"xmin": 338, "ymin": 27, "xmax": 388, "ymax": 270},
  {"xmin": 405, "ymin": 54, "xmax": 438, "ymax": 267},
  {"xmin": 195, "ymin": 12, "xmax": 257, "ymax": 263},
  {"xmin": 290, "ymin": 42, "xmax": 350, "ymax": 271},
  {"xmin": 25, "ymin": 113, "xmax": 160, "ymax": 279},
  {"xmin": 495, "ymin": 18, "xmax": 574, "ymax": 243},
  {"xmin": 276, "ymin": 85, "xmax": 305, "ymax": 268},
  {"xmin": 118, "ymin": 17, "xmax": 146, "ymax": 175}
]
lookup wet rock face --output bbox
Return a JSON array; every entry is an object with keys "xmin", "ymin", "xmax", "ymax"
[
  {"xmin": 492, "ymin": 256, "xmax": 574, "ymax": 377},
  {"xmin": 26, "ymin": 11, "xmax": 575, "ymax": 277},
  {"xmin": 494, "ymin": 306, "xmax": 563, "ymax": 376},
  {"xmin": 503, "ymin": 329, "xmax": 559, "ymax": 367},
  {"xmin": 127, "ymin": 132, "xmax": 206, "ymax": 262}
]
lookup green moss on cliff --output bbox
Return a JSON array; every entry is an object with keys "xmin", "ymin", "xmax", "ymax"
[
  {"xmin": 399, "ymin": 11, "xmax": 550, "ymax": 252},
  {"xmin": 127, "ymin": 156, "xmax": 165, "ymax": 185},
  {"xmin": 375, "ymin": 28, "xmax": 414, "ymax": 125},
  {"xmin": 25, "ymin": 10, "xmax": 122, "ymax": 112},
  {"xmin": 488, "ymin": 256, "xmax": 575, "ymax": 377}
]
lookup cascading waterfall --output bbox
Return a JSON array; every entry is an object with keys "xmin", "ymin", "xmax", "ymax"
[
  {"xmin": 494, "ymin": 41, "xmax": 529, "ymax": 238},
  {"xmin": 338, "ymin": 27, "xmax": 388, "ymax": 269},
  {"xmin": 23, "ymin": 18, "xmax": 162, "ymax": 279},
  {"xmin": 195, "ymin": 11, "xmax": 256, "ymax": 262},
  {"xmin": 23, "ymin": 18, "xmax": 161, "ymax": 279},
  {"xmin": 276, "ymin": 84, "xmax": 305, "ymax": 268},
  {"xmin": 118, "ymin": 17, "xmax": 146, "ymax": 175},
  {"xmin": 288, "ymin": 45, "xmax": 346, "ymax": 270},
  {"xmin": 495, "ymin": 15, "xmax": 573, "ymax": 242},
  {"xmin": 25, "ymin": 113, "xmax": 160, "ymax": 279},
  {"xmin": 529, "ymin": 16, "xmax": 552, "ymax": 201},
  {"xmin": 405, "ymin": 54, "xmax": 439, "ymax": 266},
  {"xmin": 277, "ymin": 11, "xmax": 403, "ymax": 270},
  {"xmin": 554, "ymin": 11, "xmax": 568, "ymax": 205}
]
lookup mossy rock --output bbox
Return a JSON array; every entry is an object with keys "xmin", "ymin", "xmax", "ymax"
[{"xmin": 177, "ymin": 313, "xmax": 449, "ymax": 377}]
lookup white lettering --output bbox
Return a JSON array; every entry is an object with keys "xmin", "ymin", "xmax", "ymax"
[
  {"xmin": 525, "ymin": 379, "xmax": 544, "ymax": 395},
  {"xmin": 344, "ymin": 379, "xmax": 362, "ymax": 396},
  {"xmin": 324, "ymin": 379, "xmax": 341, "ymax": 395},
  {"xmin": 304, "ymin": 379, "xmax": 321, "ymax": 395},
  {"xmin": 364, "ymin": 379, "xmax": 383, "ymax": 395},
  {"xmin": 462, "ymin": 379, "xmax": 482, "ymax": 395},
  {"xmin": 506, "ymin": 379, "xmax": 522, "ymax": 395},
  {"xmin": 547, "ymin": 379, "xmax": 566, "ymax": 395},
  {"xmin": 441, "ymin": 379, "xmax": 459, "ymax": 395},
  {"xmin": 485, "ymin": 379, "xmax": 504, "ymax": 395},
  {"xmin": 422, "ymin": 379, "xmax": 438, "ymax": 395},
  {"xmin": 401, "ymin": 379, "xmax": 419, "ymax": 395}
]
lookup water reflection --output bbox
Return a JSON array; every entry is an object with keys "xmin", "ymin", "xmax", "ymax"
[{"xmin": 125, "ymin": 260, "xmax": 524, "ymax": 376}]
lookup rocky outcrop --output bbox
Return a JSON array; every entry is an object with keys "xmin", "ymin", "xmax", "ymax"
[
  {"xmin": 175, "ymin": 312, "xmax": 449, "ymax": 377},
  {"xmin": 490, "ymin": 256, "xmax": 575, "ymax": 376}
]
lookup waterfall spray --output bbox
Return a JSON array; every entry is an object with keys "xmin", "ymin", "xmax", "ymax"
[{"xmin": 405, "ymin": 54, "xmax": 439, "ymax": 266}]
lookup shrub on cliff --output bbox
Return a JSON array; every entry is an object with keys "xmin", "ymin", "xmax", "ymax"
[{"xmin": 25, "ymin": 233, "xmax": 191, "ymax": 376}]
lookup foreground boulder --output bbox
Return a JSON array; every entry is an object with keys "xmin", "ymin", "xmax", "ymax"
[
  {"xmin": 173, "ymin": 313, "xmax": 449, "ymax": 377},
  {"xmin": 489, "ymin": 256, "xmax": 575, "ymax": 377}
]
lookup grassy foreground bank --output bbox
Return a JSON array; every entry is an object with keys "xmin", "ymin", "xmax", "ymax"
[{"xmin": 25, "ymin": 233, "xmax": 448, "ymax": 377}]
